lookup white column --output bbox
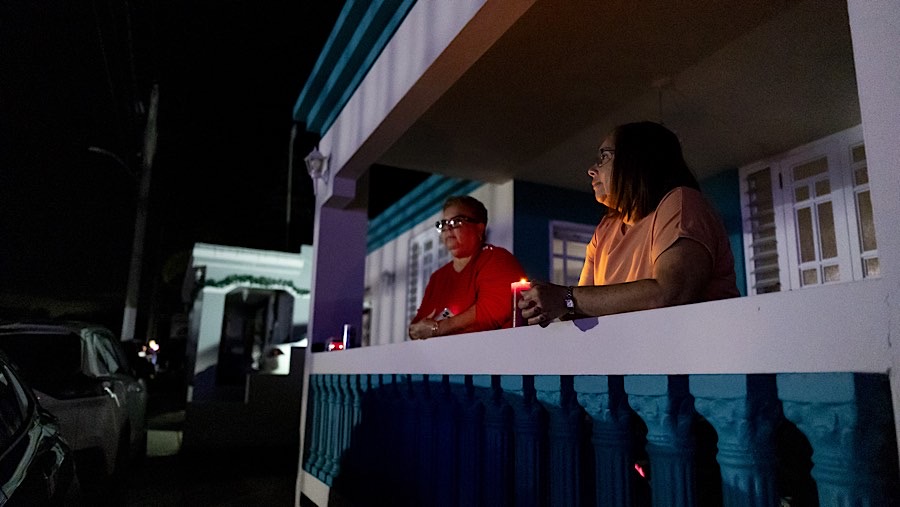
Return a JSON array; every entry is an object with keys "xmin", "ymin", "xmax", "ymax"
[{"xmin": 846, "ymin": 0, "xmax": 900, "ymax": 469}]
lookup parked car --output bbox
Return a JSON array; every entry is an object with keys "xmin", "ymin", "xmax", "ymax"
[
  {"xmin": 0, "ymin": 322, "xmax": 147, "ymax": 486},
  {"xmin": 0, "ymin": 351, "xmax": 76, "ymax": 505}
]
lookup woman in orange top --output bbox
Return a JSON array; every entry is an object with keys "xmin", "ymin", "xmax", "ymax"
[{"xmin": 519, "ymin": 121, "xmax": 739, "ymax": 325}]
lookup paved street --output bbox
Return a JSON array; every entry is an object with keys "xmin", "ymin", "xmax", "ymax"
[
  {"xmin": 119, "ymin": 386, "xmax": 300, "ymax": 506},
  {"xmin": 124, "ymin": 444, "xmax": 297, "ymax": 507}
]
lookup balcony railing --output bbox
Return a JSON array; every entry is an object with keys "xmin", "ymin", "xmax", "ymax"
[{"xmin": 297, "ymin": 279, "xmax": 900, "ymax": 507}]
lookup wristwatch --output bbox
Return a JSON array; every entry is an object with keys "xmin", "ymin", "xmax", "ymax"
[{"xmin": 565, "ymin": 286, "xmax": 575, "ymax": 315}]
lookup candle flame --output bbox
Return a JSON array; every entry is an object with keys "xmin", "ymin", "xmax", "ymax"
[
  {"xmin": 520, "ymin": 278, "xmax": 527, "ymax": 283},
  {"xmin": 634, "ymin": 463, "xmax": 646, "ymax": 478}
]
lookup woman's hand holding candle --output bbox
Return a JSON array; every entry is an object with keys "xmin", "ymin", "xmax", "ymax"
[{"xmin": 518, "ymin": 282, "xmax": 569, "ymax": 327}]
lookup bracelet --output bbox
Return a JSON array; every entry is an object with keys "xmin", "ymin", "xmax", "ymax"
[{"xmin": 431, "ymin": 320, "xmax": 440, "ymax": 337}]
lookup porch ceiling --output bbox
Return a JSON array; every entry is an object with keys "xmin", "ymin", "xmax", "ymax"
[{"xmin": 377, "ymin": 0, "xmax": 860, "ymax": 191}]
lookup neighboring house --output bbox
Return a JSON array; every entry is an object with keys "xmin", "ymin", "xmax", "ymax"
[
  {"xmin": 292, "ymin": 1, "xmax": 900, "ymax": 505},
  {"xmin": 180, "ymin": 243, "xmax": 312, "ymax": 450}
]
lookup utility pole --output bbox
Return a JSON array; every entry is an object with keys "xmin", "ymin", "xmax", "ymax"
[
  {"xmin": 286, "ymin": 124, "xmax": 298, "ymax": 250},
  {"xmin": 122, "ymin": 83, "xmax": 159, "ymax": 342}
]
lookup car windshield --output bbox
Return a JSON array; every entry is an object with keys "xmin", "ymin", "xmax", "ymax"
[{"xmin": 0, "ymin": 333, "xmax": 83, "ymax": 391}]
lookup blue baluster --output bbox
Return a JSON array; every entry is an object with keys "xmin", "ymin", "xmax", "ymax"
[
  {"xmin": 506, "ymin": 375, "xmax": 546, "ymax": 507},
  {"xmin": 334, "ymin": 374, "xmax": 368, "ymax": 498},
  {"xmin": 779, "ymin": 373, "xmax": 900, "ymax": 506},
  {"xmin": 325, "ymin": 374, "xmax": 348, "ymax": 484},
  {"xmin": 538, "ymin": 375, "xmax": 586, "ymax": 507},
  {"xmin": 413, "ymin": 374, "xmax": 437, "ymax": 505},
  {"xmin": 691, "ymin": 374, "xmax": 780, "ymax": 507},
  {"xmin": 457, "ymin": 375, "xmax": 485, "ymax": 507},
  {"xmin": 483, "ymin": 375, "xmax": 514, "ymax": 507},
  {"xmin": 314, "ymin": 374, "xmax": 335, "ymax": 482},
  {"xmin": 575, "ymin": 375, "xmax": 634, "ymax": 507},
  {"xmin": 626, "ymin": 375, "xmax": 698, "ymax": 507},
  {"xmin": 433, "ymin": 375, "xmax": 459, "ymax": 507},
  {"xmin": 304, "ymin": 374, "xmax": 323, "ymax": 475}
]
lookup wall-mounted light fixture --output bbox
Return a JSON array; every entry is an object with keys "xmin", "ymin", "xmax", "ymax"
[{"xmin": 304, "ymin": 147, "xmax": 329, "ymax": 194}]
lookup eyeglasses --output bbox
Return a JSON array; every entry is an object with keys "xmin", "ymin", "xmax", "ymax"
[
  {"xmin": 595, "ymin": 148, "xmax": 615, "ymax": 168},
  {"xmin": 435, "ymin": 215, "xmax": 480, "ymax": 232}
]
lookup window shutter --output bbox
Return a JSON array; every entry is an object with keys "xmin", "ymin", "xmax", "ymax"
[{"xmin": 742, "ymin": 167, "xmax": 783, "ymax": 294}]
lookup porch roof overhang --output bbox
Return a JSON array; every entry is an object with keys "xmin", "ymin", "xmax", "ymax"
[{"xmin": 294, "ymin": 0, "xmax": 860, "ymax": 193}]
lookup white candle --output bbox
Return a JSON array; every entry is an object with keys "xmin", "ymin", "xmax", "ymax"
[{"xmin": 511, "ymin": 279, "xmax": 531, "ymax": 327}]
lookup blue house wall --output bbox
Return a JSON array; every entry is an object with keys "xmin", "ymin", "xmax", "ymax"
[
  {"xmin": 698, "ymin": 168, "xmax": 746, "ymax": 296},
  {"xmin": 513, "ymin": 172, "xmax": 747, "ymax": 295},
  {"xmin": 512, "ymin": 181, "xmax": 603, "ymax": 282}
]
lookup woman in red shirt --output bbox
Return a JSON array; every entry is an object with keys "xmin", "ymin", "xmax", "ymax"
[{"xmin": 409, "ymin": 196, "xmax": 526, "ymax": 340}]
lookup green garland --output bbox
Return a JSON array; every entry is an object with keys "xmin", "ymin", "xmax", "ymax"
[{"xmin": 203, "ymin": 275, "xmax": 309, "ymax": 295}]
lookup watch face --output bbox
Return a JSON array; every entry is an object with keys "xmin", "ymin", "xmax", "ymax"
[{"xmin": 566, "ymin": 299, "xmax": 574, "ymax": 309}]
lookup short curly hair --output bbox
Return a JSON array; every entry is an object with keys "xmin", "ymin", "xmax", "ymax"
[{"xmin": 443, "ymin": 195, "xmax": 488, "ymax": 224}]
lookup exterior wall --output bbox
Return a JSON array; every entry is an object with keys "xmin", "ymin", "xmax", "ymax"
[
  {"xmin": 512, "ymin": 181, "xmax": 603, "ymax": 282},
  {"xmin": 365, "ymin": 181, "xmax": 515, "ymax": 346},
  {"xmin": 698, "ymin": 168, "xmax": 747, "ymax": 296}
]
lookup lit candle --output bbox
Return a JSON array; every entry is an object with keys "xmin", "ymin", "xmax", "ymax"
[{"xmin": 511, "ymin": 279, "xmax": 531, "ymax": 327}]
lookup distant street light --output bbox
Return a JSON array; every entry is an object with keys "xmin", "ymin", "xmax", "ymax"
[{"xmin": 86, "ymin": 146, "xmax": 138, "ymax": 182}]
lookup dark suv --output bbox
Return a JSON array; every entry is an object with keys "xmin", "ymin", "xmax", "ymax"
[{"xmin": 0, "ymin": 352, "xmax": 75, "ymax": 505}]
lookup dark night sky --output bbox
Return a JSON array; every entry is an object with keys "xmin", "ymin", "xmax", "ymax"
[{"xmin": 0, "ymin": 1, "xmax": 427, "ymax": 328}]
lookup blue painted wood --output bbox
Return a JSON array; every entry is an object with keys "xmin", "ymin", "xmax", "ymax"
[
  {"xmin": 483, "ymin": 375, "xmax": 514, "ymax": 507},
  {"xmin": 332, "ymin": 374, "xmax": 368, "ymax": 497},
  {"xmin": 412, "ymin": 375, "xmax": 437, "ymax": 505},
  {"xmin": 433, "ymin": 375, "xmax": 459, "ymax": 507},
  {"xmin": 457, "ymin": 375, "xmax": 485, "ymax": 507},
  {"xmin": 575, "ymin": 375, "xmax": 635, "ymax": 507},
  {"xmin": 536, "ymin": 375, "xmax": 585, "ymax": 507},
  {"xmin": 309, "ymin": 372, "xmax": 898, "ymax": 506},
  {"xmin": 324, "ymin": 374, "xmax": 347, "ymax": 483},
  {"xmin": 691, "ymin": 374, "xmax": 780, "ymax": 507},
  {"xmin": 313, "ymin": 374, "xmax": 335, "ymax": 482},
  {"xmin": 505, "ymin": 375, "xmax": 546, "ymax": 507},
  {"xmin": 778, "ymin": 373, "xmax": 900, "ymax": 506},
  {"xmin": 304, "ymin": 374, "xmax": 323, "ymax": 476},
  {"xmin": 626, "ymin": 375, "xmax": 699, "ymax": 507},
  {"xmin": 293, "ymin": 0, "xmax": 368, "ymax": 118},
  {"xmin": 376, "ymin": 374, "xmax": 402, "ymax": 503},
  {"xmin": 293, "ymin": 0, "xmax": 418, "ymax": 135}
]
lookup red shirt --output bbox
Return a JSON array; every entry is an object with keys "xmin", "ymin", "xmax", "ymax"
[{"xmin": 413, "ymin": 245, "xmax": 526, "ymax": 332}]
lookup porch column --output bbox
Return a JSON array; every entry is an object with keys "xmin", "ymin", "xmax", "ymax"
[
  {"xmin": 626, "ymin": 375, "xmax": 698, "ymax": 507},
  {"xmin": 778, "ymin": 373, "xmax": 899, "ymax": 505},
  {"xmin": 846, "ymin": 0, "xmax": 900, "ymax": 468},
  {"xmin": 307, "ymin": 202, "xmax": 367, "ymax": 349},
  {"xmin": 690, "ymin": 374, "xmax": 781, "ymax": 507}
]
